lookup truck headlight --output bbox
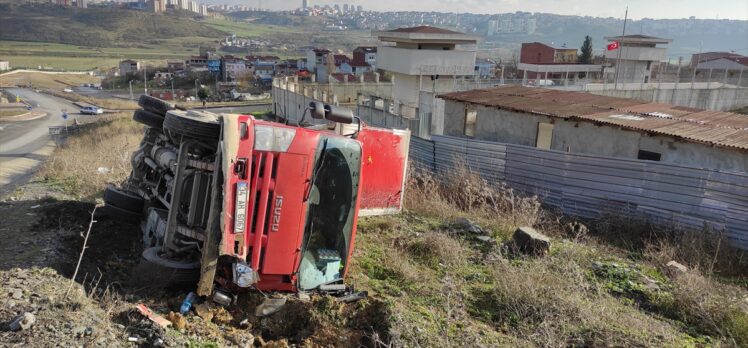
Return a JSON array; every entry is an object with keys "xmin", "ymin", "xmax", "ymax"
[{"xmin": 254, "ymin": 125, "xmax": 296, "ymax": 152}]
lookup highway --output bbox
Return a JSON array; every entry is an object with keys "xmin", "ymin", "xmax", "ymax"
[{"xmin": 0, "ymin": 89, "xmax": 79, "ymax": 196}]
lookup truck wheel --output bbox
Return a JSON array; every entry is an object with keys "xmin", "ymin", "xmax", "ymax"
[
  {"xmin": 136, "ymin": 247, "xmax": 201, "ymax": 287},
  {"xmin": 103, "ymin": 186, "xmax": 144, "ymax": 212},
  {"xmin": 133, "ymin": 109, "xmax": 165, "ymax": 129},
  {"xmin": 163, "ymin": 110, "xmax": 221, "ymax": 141},
  {"xmin": 138, "ymin": 95, "xmax": 175, "ymax": 116}
]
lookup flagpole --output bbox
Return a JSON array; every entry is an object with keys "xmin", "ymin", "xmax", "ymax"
[{"xmin": 614, "ymin": 6, "xmax": 628, "ymax": 90}]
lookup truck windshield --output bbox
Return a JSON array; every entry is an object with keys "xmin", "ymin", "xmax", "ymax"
[{"xmin": 298, "ymin": 136, "xmax": 361, "ymax": 290}]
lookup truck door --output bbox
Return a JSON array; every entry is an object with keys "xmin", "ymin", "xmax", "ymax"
[{"xmin": 355, "ymin": 127, "xmax": 410, "ymax": 216}]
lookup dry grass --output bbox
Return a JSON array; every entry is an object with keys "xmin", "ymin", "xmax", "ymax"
[
  {"xmin": 406, "ymin": 163, "xmax": 547, "ymax": 238},
  {"xmin": 45, "ymin": 89, "xmax": 139, "ymax": 110},
  {"xmin": 585, "ymin": 211, "xmax": 748, "ymax": 279},
  {"xmin": 38, "ymin": 113, "xmax": 143, "ymax": 199},
  {"xmin": 349, "ymin": 163, "xmax": 748, "ymax": 347},
  {"xmin": 486, "ymin": 253, "xmax": 691, "ymax": 347},
  {"xmin": 0, "ymin": 71, "xmax": 98, "ymax": 89},
  {"xmin": 0, "ymin": 109, "xmax": 27, "ymax": 118}
]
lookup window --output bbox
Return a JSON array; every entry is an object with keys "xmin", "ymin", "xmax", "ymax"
[
  {"xmin": 536, "ymin": 123, "xmax": 554, "ymax": 149},
  {"xmin": 464, "ymin": 108, "xmax": 477, "ymax": 137},
  {"xmin": 637, "ymin": 150, "xmax": 661, "ymax": 161}
]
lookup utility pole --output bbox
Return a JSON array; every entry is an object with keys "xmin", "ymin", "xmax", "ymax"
[
  {"xmin": 171, "ymin": 78, "xmax": 175, "ymax": 100},
  {"xmin": 613, "ymin": 6, "xmax": 628, "ymax": 90},
  {"xmin": 129, "ymin": 80, "xmax": 134, "ymax": 100}
]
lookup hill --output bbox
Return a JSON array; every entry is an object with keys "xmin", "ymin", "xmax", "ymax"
[{"xmin": 0, "ymin": 3, "xmax": 226, "ymax": 47}]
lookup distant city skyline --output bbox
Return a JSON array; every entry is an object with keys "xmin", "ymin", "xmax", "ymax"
[{"xmin": 203, "ymin": 0, "xmax": 748, "ymax": 20}]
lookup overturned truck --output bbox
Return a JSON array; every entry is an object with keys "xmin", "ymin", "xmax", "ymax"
[{"xmin": 103, "ymin": 96, "xmax": 409, "ymax": 298}]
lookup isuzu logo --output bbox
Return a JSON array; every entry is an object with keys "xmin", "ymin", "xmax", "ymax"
[{"xmin": 271, "ymin": 195, "xmax": 283, "ymax": 232}]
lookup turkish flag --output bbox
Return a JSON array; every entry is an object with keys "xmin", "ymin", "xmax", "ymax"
[{"xmin": 607, "ymin": 41, "xmax": 620, "ymax": 50}]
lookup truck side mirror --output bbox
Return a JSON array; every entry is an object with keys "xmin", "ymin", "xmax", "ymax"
[
  {"xmin": 323, "ymin": 105, "xmax": 353, "ymax": 124},
  {"xmin": 309, "ymin": 101, "xmax": 325, "ymax": 119}
]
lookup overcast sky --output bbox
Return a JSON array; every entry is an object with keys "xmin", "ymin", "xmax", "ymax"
[{"xmin": 236, "ymin": 0, "xmax": 748, "ymax": 20}]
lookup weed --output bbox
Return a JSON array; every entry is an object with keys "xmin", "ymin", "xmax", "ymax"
[{"xmin": 39, "ymin": 114, "xmax": 143, "ymax": 199}]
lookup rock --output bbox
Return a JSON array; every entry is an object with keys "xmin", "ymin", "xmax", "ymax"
[
  {"xmin": 641, "ymin": 276, "xmax": 660, "ymax": 291},
  {"xmin": 297, "ymin": 292, "xmax": 311, "ymax": 302},
  {"xmin": 10, "ymin": 289, "xmax": 23, "ymax": 300},
  {"xmin": 254, "ymin": 297, "xmax": 287, "ymax": 317},
  {"xmin": 73, "ymin": 326, "xmax": 87, "ymax": 338},
  {"xmin": 476, "ymin": 235, "xmax": 493, "ymax": 243},
  {"xmin": 511, "ymin": 227, "xmax": 551, "ymax": 256},
  {"xmin": 264, "ymin": 339, "xmax": 290, "ymax": 348},
  {"xmin": 213, "ymin": 307, "xmax": 233, "ymax": 325},
  {"xmin": 239, "ymin": 318, "xmax": 250, "ymax": 329},
  {"xmin": 666, "ymin": 261, "xmax": 687, "ymax": 277},
  {"xmin": 9, "ymin": 312, "xmax": 36, "ymax": 331},
  {"xmin": 84, "ymin": 327, "xmax": 93, "ymax": 337},
  {"xmin": 165, "ymin": 312, "xmax": 186, "ymax": 331},
  {"xmin": 194, "ymin": 303, "xmax": 214, "ymax": 322},
  {"xmin": 454, "ymin": 217, "xmax": 485, "ymax": 234},
  {"xmin": 229, "ymin": 333, "xmax": 255, "ymax": 348}
]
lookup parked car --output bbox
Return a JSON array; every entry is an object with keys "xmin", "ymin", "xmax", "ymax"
[{"xmin": 80, "ymin": 106, "xmax": 104, "ymax": 115}]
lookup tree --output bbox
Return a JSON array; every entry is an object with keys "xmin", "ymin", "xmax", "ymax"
[
  {"xmin": 197, "ymin": 87, "xmax": 209, "ymax": 101},
  {"xmin": 197, "ymin": 87, "xmax": 210, "ymax": 107},
  {"xmin": 579, "ymin": 35, "xmax": 593, "ymax": 64}
]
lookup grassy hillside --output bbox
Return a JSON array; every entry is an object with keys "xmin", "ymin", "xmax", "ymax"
[
  {"xmin": 27, "ymin": 113, "xmax": 748, "ymax": 347},
  {"xmin": 0, "ymin": 3, "xmax": 225, "ymax": 47}
]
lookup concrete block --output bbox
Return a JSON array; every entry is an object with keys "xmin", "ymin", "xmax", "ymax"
[{"xmin": 512, "ymin": 227, "xmax": 550, "ymax": 256}]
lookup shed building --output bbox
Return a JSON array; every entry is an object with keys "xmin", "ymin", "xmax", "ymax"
[{"xmin": 439, "ymin": 85, "xmax": 748, "ymax": 173}]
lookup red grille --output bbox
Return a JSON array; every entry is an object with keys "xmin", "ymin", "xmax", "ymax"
[{"xmin": 246, "ymin": 151, "xmax": 278, "ymax": 271}]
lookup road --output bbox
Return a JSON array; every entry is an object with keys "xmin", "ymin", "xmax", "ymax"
[{"xmin": 0, "ymin": 88, "xmax": 79, "ymax": 196}]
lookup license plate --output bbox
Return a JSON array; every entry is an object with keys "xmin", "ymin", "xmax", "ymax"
[{"xmin": 234, "ymin": 182, "xmax": 249, "ymax": 233}]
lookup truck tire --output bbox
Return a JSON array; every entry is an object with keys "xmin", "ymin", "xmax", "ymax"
[
  {"xmin": 103, "ymin": 186, "xmax": 144, "ymax": 212},
  {"xmin": 136, "ymin": 247, "xmax": 201, "ymax": 287},
  {"xmin": 133, "ymin": 109, "xmax": 165, "ymax": 129},
  {"xmin": 163, "ymin": 110, "xmax": 221, "ymax": 141},
  {"xmin": 138, "ymin": 95, "xmax": 175, "ymax": 116}
]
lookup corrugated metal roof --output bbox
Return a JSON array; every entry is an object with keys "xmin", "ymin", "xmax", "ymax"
[{"xmin": 439, "ymin": 85, "xmax": 748, "ymax": 151}]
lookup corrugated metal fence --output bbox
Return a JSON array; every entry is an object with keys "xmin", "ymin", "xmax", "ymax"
[{"xmin": 410, "ymin": 135, "xmax": 748, "ymax": 249}]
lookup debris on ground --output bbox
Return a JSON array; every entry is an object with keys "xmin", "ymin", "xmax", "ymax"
[
  {"xmin": 179, "ymin": 291, "xmax": 197, "ymax": 315},
  {"xmin": 165, "ymin": 311, "xmax": 186, "ymax": 330},
  {"xmin": 511, "ymin": 226, "xmax": 551, "ymax": 255},
  {"xmin": 453, "ymin": 217, "xmax": 485, "ymax": 234},
  {"xmin": 193, "ymin": 302, "xmax": 214, "ymax": 322},
  {"xmin": 255, "ymin": 297, "xmax": 287, "ymax": 317},
  {"xmin": 136, "ymin": 304, "xmax": 172, "ymax": 328},
  {"xmin": 8, "ymin": 312, "xmax": 35, "ymax": 331},
  {"xmin": 337, "ymin": 291, "xmax": 368, "ymax": 303}
]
